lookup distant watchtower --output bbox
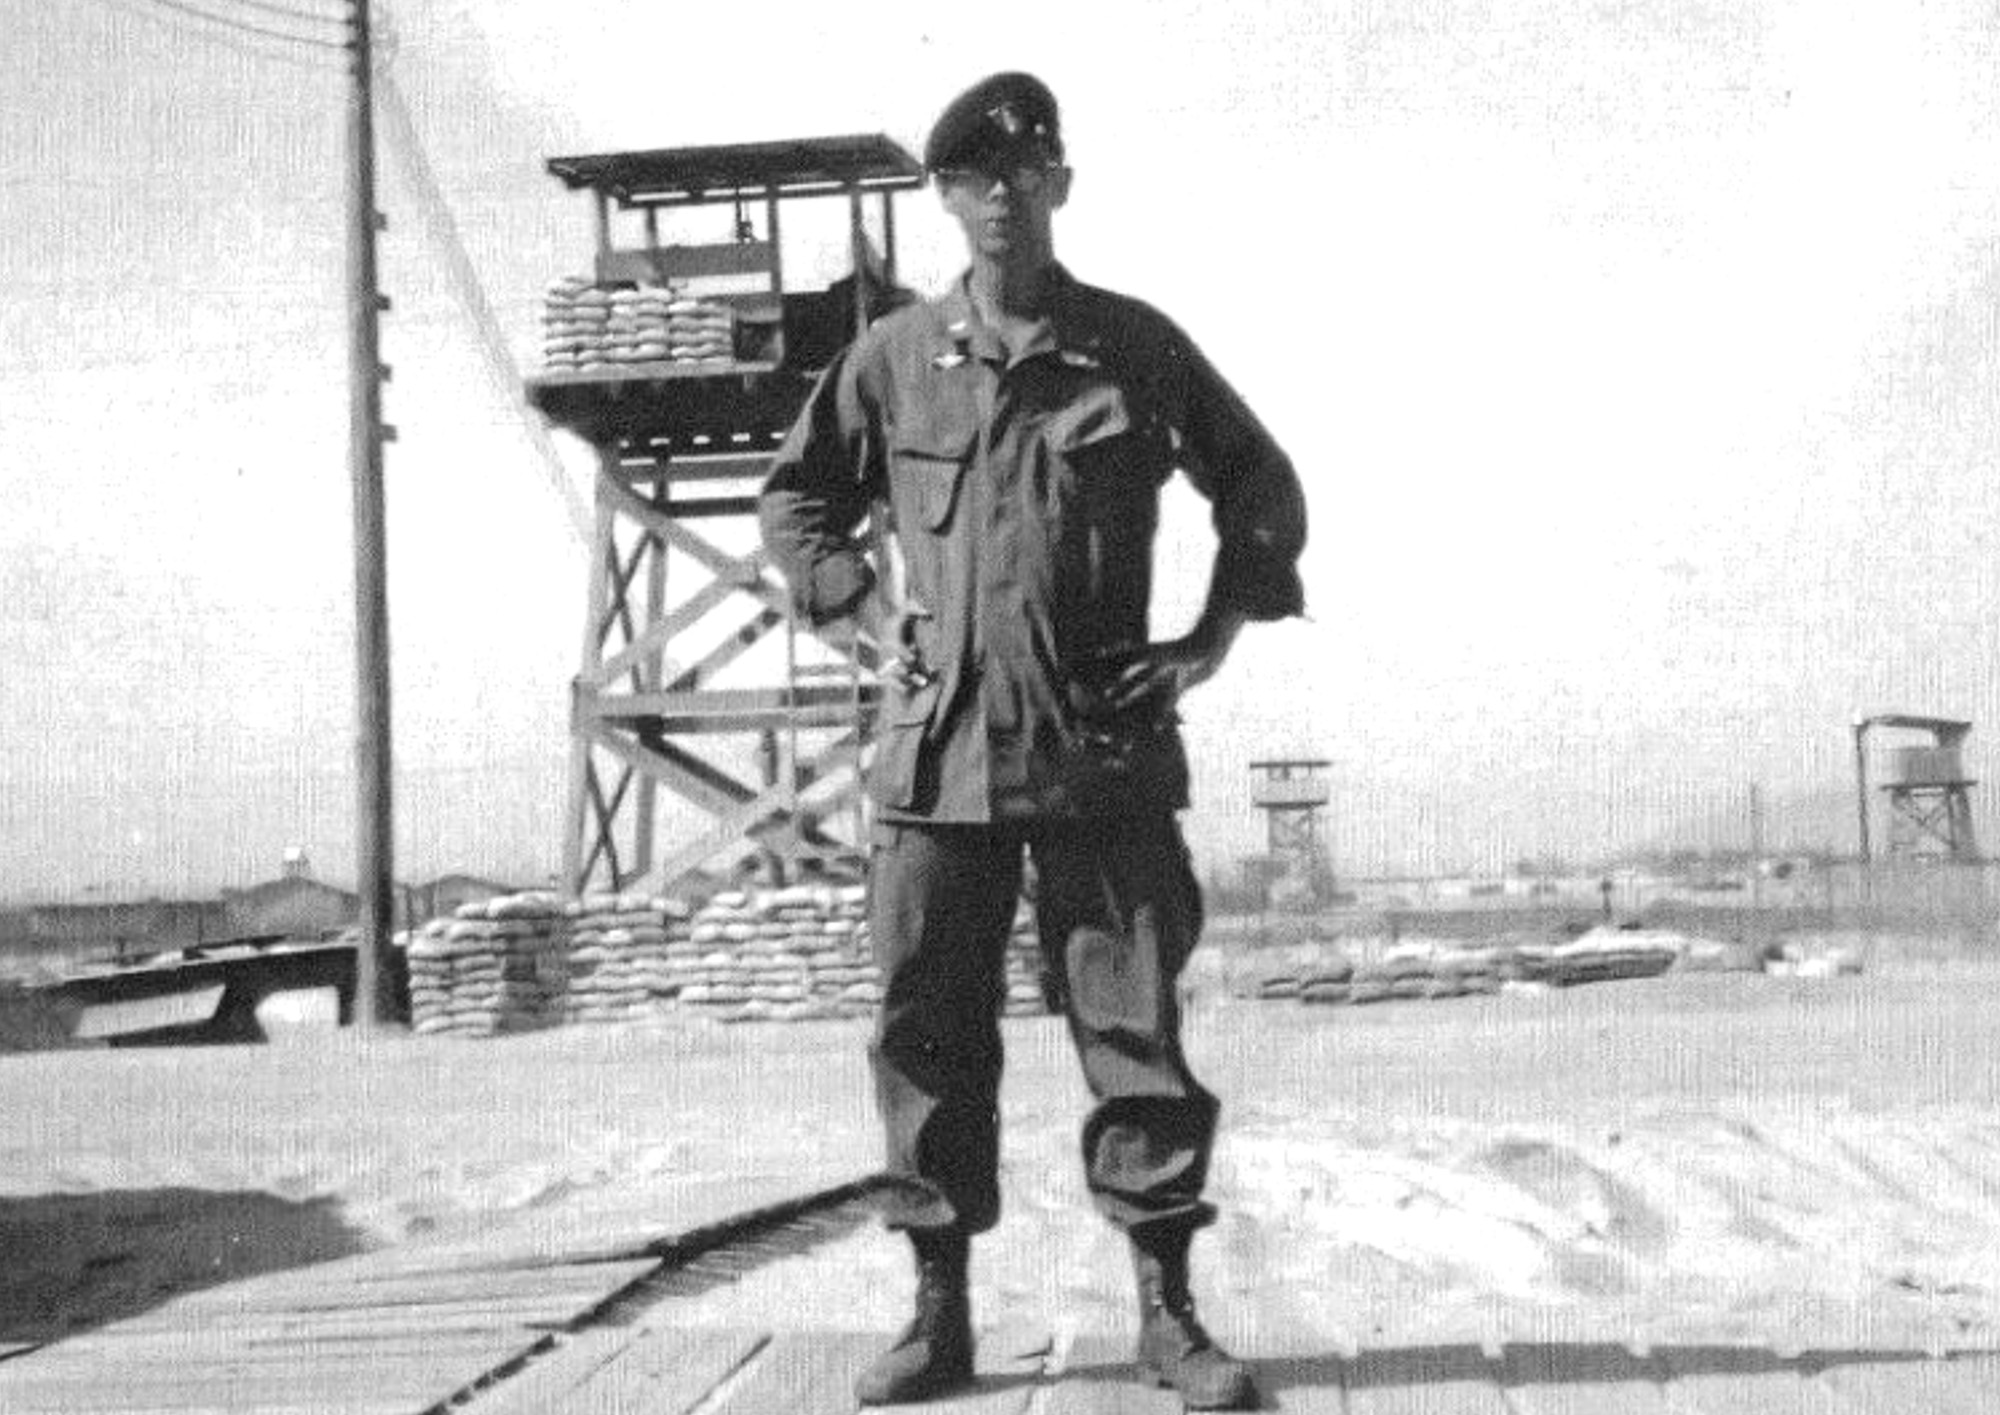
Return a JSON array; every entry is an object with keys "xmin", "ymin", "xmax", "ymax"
[
  {"xmin": 1249, "ymin": 758, "xmax": 1332, "ymax": 887},
  {"xmin": 1853, "ymin": 714, "xmax": 1980, "ymax": 862}
]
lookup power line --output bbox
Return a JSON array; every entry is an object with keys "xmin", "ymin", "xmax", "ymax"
[
  {"xmin": 125, "ymin": 0, "xmax": 351, "ymax": 50},
  {"xmin": 376, "ymin": 66, "xmax": 593, "ymax": 544},
  {"xmin": 81, "ymin": 0, "xmax": 342, "ymax": 71},
  {"xmin": 214, "ymin": 0, "xmax": 348, "ymax": 28}
]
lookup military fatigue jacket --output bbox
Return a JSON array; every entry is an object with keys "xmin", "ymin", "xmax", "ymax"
[{"xmin": 759, "ymin": 265, "xmax": 1307, "ymax": 823}]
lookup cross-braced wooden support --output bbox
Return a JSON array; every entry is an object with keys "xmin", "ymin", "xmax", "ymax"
[
  {"xmin": 1885, "ymin": 783, "xmax": 1980, "ymax": 861},
  {"xmin": 562, "ymin": 436, "xmax": 880, "ymax": 896}
]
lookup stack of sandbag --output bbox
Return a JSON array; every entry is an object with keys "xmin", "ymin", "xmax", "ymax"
[
  {"xmin": 598, "ymin": 285, "xmax": 678, "ymax": 366},
  {"xmin": 1677, "ymin": 935, "xmax": 1768, "ymax": 973},
  {"xmin": 405, "ymin": 892, "xmax": 567, "ymax": 1038},
  {"xmin": 661, "ymin": 294, "xmax": 736, "ymax": 363},
  {"xmin": 541, "ymin": 276, "xmax": 612, "ymax": 372},
  {"xmin": 1283, "ymin": 940, "xmax": 1509, "ymax": 1007},
  {"xmin": 1256, "ymin": 971, "xmax": 1304, "ymax": 1001},
  {"xmin": 674, "ymin": 885, "xmax": 881, "ymax": 1024},
  {"xmin": 1417, "ymin": 945, "xmax": 1509, "ymax": 999},
  {"xmin": 563, "ymin": 892, "xmax": 687, "ymax": 1025},
  {"xmin": 1298, "ymin": 955, "xmax": 1354, "ymax": 1005},
  {"xmin": 796, "ymin": 884, "xmax": 883, "ymax": 1015},
  {"xmin": 539, "ymin": 278, "xmax": 737, "ymax": 371},
  {"xmin": 1764, "ymin": 937, "xmax": 1864, "ymax": 978},
  {"xmin": 1346, "ymin": 947, "xmax": 1438, "ymax": 1005},
  {"xmin": 1002, "ymin": 899, "xmax": 1050, "ymax": 1015},
  {"xmin": 1515, "ymin": 928, "xmax": 1680, "ymax": 987}
]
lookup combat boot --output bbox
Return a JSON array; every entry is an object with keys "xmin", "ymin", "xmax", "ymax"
[
  {"xmin": 854, "ymin": 1227, "xmax": 975, "ymax": 1405},
  {"xmin": 1131, "ymin": 1225, "xmax": 1258, "ymax": 1410}
]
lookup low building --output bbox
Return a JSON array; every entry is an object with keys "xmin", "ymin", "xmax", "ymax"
[
  {"xmin": 20, "ymin": 898, "xmax": 231, "ymax": 959},
  {"xmin": 408, "ymin": 873, "xmax": 523, "ymax": 923},
  {"xmin": 221, "ymin": 877, "xmax": 359, "ymax": 940}
]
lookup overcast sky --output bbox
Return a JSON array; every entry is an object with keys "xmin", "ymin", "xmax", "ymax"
[{"xmin": 2, "ymin": 0, "xmax": 1997, "ymax": 899}]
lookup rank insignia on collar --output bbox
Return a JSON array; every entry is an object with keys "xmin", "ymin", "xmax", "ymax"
[
  {"xmin": 932, "ymin": 349, "xmax": 970, "ymax": 369},
  {"xmin": 1059, "ymin": 349, "xmax": 1102, "ymax": 369}
]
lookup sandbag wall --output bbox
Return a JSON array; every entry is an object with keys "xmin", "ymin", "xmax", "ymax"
[
  {"xmin": 403, "ymin": 887, "xmax": 1053, "ymax": 1036},
  {"xmin": 405, "ymin": 893, "xmax": 568, "ymax": 1038},
  {"xmin": 663, "ymin": 888, "xmax": 1047, "ymax": 1022},
  {"xmin": 1002, "ymin": 899, "xmax": 1047, "ymax": 1016},
  {"xmin": 540, "ymin": 277, "xmax": 738, "ymax": 373},
  {"xmin": 1251, "ymin": 929, "xmax": 1685, "ymax": 1007},
  {"xmin": 670, "ymin": 885, "xmax": 878, "ymax": 1023},
  {"xmin": 564, "ymin": 893, "xmax": 694, "ymax": 1025}
]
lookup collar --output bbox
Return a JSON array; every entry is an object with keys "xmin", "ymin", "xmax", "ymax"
[{"xmin": 929, "ymin": 264, "xmax": 1108, "ymax": 371}]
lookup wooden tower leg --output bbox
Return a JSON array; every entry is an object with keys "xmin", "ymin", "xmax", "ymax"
[{"xmin": 567, "ymin": 453, "xmax": 625, "ymax": 896}]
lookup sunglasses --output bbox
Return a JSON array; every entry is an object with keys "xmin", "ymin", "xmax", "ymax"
[{"xmin": 934, "ymin": 160, "xmax": 1062, "ymax": 194}]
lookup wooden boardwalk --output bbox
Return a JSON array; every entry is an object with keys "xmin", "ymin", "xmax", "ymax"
[
  {"xmin": 459, "ymin": 1322, "xmax": 2000, "ymax": 1415},
  {"xmin": 0, "ymin": 1172, "xmax": 856, "ymax": 1415},
  {"xmin": 1, "ymin": 1173, "xmax": 1996, "ymax": 1414}
]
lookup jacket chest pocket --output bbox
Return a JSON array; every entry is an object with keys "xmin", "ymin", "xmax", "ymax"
[
  {"xmin": 889, "ymin": 418, "xmax": 976, "ymax": 535},
  {"xmin": 1046, "ymin": 386, "xmax": 1163, "ymax": 586},
  {"xmin": 1048, "ymin": 384, "xmax": 1165, "ymax": 501}
]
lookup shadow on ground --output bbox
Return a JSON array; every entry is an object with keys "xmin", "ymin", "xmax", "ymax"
[
  {"xmin": 1269, "ymin": 1341, "xmax": 1938, "ymax": 1390},
  {"xmin": 0, "ymin": 1187, "xmax": 370, "ymax": 1345},
  {"xmin": 1063, "ymin": 1340, "xmax": 1966, "ymax": 1392}
]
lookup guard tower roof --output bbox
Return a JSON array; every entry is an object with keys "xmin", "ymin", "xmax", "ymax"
[
  {"xmin": 1858, "ymin": 714, "xmax": 1971, "ymax": 734},
  {"xmin": 546, "ymin": 134, "xmax": 925, "ymax": 206}
]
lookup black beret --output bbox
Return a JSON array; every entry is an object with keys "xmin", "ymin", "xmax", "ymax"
[{"xmin": 924, "ymin": 72, "xmax": 1062, "ymax": 171}]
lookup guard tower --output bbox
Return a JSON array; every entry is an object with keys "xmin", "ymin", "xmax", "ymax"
[
  {"xmin": 1250, "ymin": 759, "xmax": 1333, "ymax": 889},
  {"xmin": 526, "ymin": 135, "xmax": 926, "ymax": 894},
  {"xmin": 1852, "ymin": 714, "xmax": 1980, "ymax": 862}
]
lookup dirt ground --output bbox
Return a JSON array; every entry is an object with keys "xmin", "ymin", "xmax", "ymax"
[{"xmin": 5, "ymin": 958, "xmax": 2000, "ymax": 1352}]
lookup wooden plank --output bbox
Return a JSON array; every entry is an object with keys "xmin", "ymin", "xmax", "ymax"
[
  {"xmin": 0, "ymin": 1388, "xmax": 430, "ymax": 1415},
  {"xmin": 124, "ymin": 1268, "xmax": 614, "ymax": 1318},
  {"xmin": 28, "ymin": 1329, "xmax": 541, "ymax": 1367},
  {"xmin": 27, "ymin": 1335, "xmax": 540, "ymax": 1375},
  {"xmin": 0, "ymin": 1334, "xmax": 530, "ymax": 1374},
  {"xmin": 705, "ymin": 1330, "xmax": 881, "ymax": 1413},
  {"xmin": 1654, "ymin": 1343, "xmax": 1846, "ymax": 1415},
  {"xmin": 1499, "ymin": 1342, "xmax": 1672, "ymax": 1415},
  {"xmin": 597, "ymin": 241, "xmax": 775, "ymax": 282},
  {"xmin": 675, "ymin": 1327, "xmax": 1052, "ymax": 1415},
  {"xmin": 0, "ymin": 1397, "xmax": 418, "ymax": 1415},
  {"xmin": 150, "ymin": 1263, "xmax": 656, "ymax": 1314},
  {"xmin": 587, "ymin": 685, "xmax": 864, "ymax": 727},
  {"xmin": 0, "ymin": 1362, "xmax": 511, "ymax": 1400},
  {"xmin": 102, "ymin": 1300, "xmax": 572, "ymax": 1342},
  {"xmin": 1818, "ymin": 1352, "xmax": 2000, "ymax": 1415},
  {"xmin": 0, "ymin": 1362, "xmax": 467, "ymax": 1415},
  {"xmin": 339, "ymin": 1258, "xmax": 660, "ymax": 1299},
  {"xmin": 1341, "ymin": 1343, "xmax": 1512, "ymax": 1415},
  {"xmin": 473, "ymin": 1324, "xmax": 765, "ymax": 1415},
  {"xmin": 138, "ymin": 1286, "xmax": 600, "ymax": 1325}
]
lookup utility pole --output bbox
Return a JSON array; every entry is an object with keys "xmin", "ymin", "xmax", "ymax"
[
  {"xmin": 1852, "ymin": 717, "xmax": 1872, "ymax": 864},
  {"xmin": 1748, "ymin": 780, "xmax": 1765, "ymax": 911},
  {"xmin": 347, "ymin": 0, "xmax": 394, "ymax": 1029}
]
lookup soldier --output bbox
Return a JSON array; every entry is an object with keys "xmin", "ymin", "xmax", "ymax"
[{"xmin": 759, "ymin": 72, "xmax": 1307, "ymax": 1410}]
